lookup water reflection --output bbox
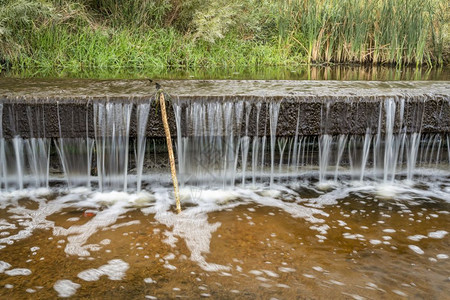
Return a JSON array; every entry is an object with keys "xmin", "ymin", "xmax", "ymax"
[{"xmin": 2, "ymin": 65, "xmax": 449, "ymax": 81}]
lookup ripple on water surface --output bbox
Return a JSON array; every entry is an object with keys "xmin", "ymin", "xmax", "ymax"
[{"xmin": 0, "ymin": 178, "xmax": 448, "ymax": 299}]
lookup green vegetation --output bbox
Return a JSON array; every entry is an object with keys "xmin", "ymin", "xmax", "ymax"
[{"xmin": 0, "ymin": 0, "xmax": 448, "ymax": 75}]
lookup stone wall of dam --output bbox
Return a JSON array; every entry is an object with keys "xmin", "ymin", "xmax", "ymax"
[{"xmin": 0, "ymin": 79, "xmax": 449, "ymax": 138}]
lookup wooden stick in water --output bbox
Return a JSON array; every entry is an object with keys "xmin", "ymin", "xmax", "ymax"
[{"xmin": 159, "ymin": 91, "xmax": 181, "ymax": 213}]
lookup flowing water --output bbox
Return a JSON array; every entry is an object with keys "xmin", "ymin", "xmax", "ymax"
[{"xmin": 0, "ymin": 80, "xmax": 449, "ymax": 299}]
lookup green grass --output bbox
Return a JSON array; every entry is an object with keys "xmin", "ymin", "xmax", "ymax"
[
  {"xmin": 0, "ymin": 0, "xmax": 448, "ymax": 75},
  {"xmin": 10, "ymin": 26, "xmax": 301, "ymax": 74}
]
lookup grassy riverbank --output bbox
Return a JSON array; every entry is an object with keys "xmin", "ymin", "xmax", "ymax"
[{"xmin": 0, "ymin": 0, "xmax": 448, "ymax": 75}]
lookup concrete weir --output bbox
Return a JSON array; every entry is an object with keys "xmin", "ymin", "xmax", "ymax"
[
  {"xmin": 0, "ymin": 79, "xmax": 449, "ymax": 138},
  {"xmin": 0, "ymin": 79, "xmax": 449, "ymax": 190}
]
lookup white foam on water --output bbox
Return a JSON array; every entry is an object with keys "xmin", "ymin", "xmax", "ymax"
[
  {"xmin": 100, "ymin": 239, "xmax": 111, "ymax": 245},
  {"xmin": 436, "ymin": 254, "xmax": 448, "ymax": 259},
  {"xmin": 26, "ymin": 288, "xmax": 36, "ymax": 293},
  {"xmin": 156, "ymin": 210, "xmax": 226, "ymax": 272},
  {"xmin": 383, "ymin": 229, "xmax": 396, "ymax": 233},
  {"xmin": 337, "ymin": 220, "xmax": 347, "ymax": 226},
  {"xmin": 259, "ymin": 190, "xmax": 281, "ymax": 198},
  {"xmin": 109, "ymin": 220, "xmax": 140, "ymax": 229},
  {"xmin": 5, "ymin": 268, "xmax": 32, "ymax": 276},
  {"xmin": 428, "ymin": 230, "xmax": 447, "ymax": 239},
  {"xmin": 99, "ymin": 259, "xmax": 129, "ymax": 280},
  {"xmin": 164, "ymin": 263, "xmax": 177, "ymax": 270},
  {"xmin": 408, "ymin": 245, "xmax": 424, "ymax": 255},
  {"xmin": 341, "ymin": 292, "xmax": 365, "ymax": 300},
  {"xmin": 316, "ymin": 234, "xmax": 327, "ymax": 241},
  {"xmin": 316, "ymin": 181, "xmax": 337, "ymax": 191},
  {"xmin": 146, "ymin": 188, "xmax": 231, "ymax": 272},
  {"xmin": 343, "ymin": 233, "xmax": 365, "ymax": 240},
  {"xmin": 91, "ymin": 190, "xmax": 155, "ymax": 206},
  {"xmin": 310, "ymin": 224, "xmax": 330, "ymax": 235},
  {"xmin": 0, "ymin": 188, "xmax": 53, "ymax": 202},
  {"xmin": 407, "ymin": 235, "xmax": 427, "ymax": 241},
  {"xmin": 312, "ymin": 266, "xmax": 324, "ymax": 272},
  {"xmin": 262, "ymin": 270, "xmax": 279, "ymax": 278},
  {"xmin": 249, "ymin": 270, "xmax": 263, "ymax": 276},
  {"xmin": 0, "ymin": 261, "xmax": 11, "ymax": 273},
  {"xmin": 392, "ymin": 290, "xmax": 407, "ymax": 297},
  {"xmin": 366, "ymin": 282, "xmax": 385, "ymax": 292},
  {"xmin": 144, "ymin": 278, "xmax": 156, "ymax": 284},
  {"xmin": 370, "ymin": 240, "xmax": 382, "ymax": 245},
  {"xmin": 0, "ymin": 196, "xmax": 69, "ymax": 248},
  {"xmin": 54, "ymin": 199, "xmax": 131, "ymax": 256},
  {"xmin": 376, "ymin": 184, "xmax": 399, "ymax": 198},
  {"xmin": 77, "ymin": 268, "xmax": 104, "ymax": 281},
  {"xmin": 328, "ymin": 280, "xmax": 345, "ymax": 286},
  {"xmin": 179, "ymin": 188, "xmax": 240, "ymax": 204},
  {"xmin": 278, "ymin": 267, "xmax": 295, "ymax": 273},
  {"xmin": 164, "ymin": 253, "xmax": 175, "ymax": 260},
  {"xmin": 0, "ymin": 220, "xmax": 16, "ymax": 231},
  {"xmin": 78, "ymin": 259, "xmax": 129, "ymax": 281},
  {"xmin": 53, "ymin": 280, "xmax": 81, "ymax": 298},
  {"xmin": 256, "ymin": 276, "xmax": 269, "ymax": 282},
  {"xmin": 4, "ymin": 284, "xmax": 13, "ymax": 289}
]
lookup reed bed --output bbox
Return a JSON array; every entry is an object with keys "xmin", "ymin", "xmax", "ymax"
[{"xmin": 286, "ymin": 0, "xmax": 446, "ymax": 66}]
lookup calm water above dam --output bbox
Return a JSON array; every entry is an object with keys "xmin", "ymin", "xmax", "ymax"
[{"xmin": 0, "ymin": 79, "xmax": 449, "ymax": 299}]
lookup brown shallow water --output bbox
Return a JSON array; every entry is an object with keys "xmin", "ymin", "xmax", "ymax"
[{"xmin": 0, "ymin": 182, "xmax": 449, "ymax": 299}]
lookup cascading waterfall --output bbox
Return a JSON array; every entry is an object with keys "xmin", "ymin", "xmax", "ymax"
[
  {"xmin": 172, "ymin": 97, "xmax": 448, "ymax": 187},
  {"xmin": 240, "ymin": 102, "xmax": 252, "ymax": 185},
  {"xmin": 0, "ymin": 105, "xmax": 51, "ymax": 190},
  {"xmin": 334, "ymin": 134, "xmax": 348, "ymax": 181},
  {"xmin": 289, "ymin": 107, "xmax": 301, "ymax": 170},
  {"xmin": 318, "ymin": 135, "xmax": 332, "ymax": 183},
  {"xmin": 56, "ymin": 138, "xmax": 95, "ymax": 187},
  {"xmin": 136, "ymin": 103, "xmax": 150, "ymax": 191},
  {"xmin": 251, "ymin": 103, "xmax": 262, "ymax": 185},
  {"xmin": 0, "ymin": 95, "xmax": 448, "ymax": 192},
  {"xmin": 359, "ymin": 130, "xmax": 372, "ymax": 181},
  {"xmin": 94, "ymin": 102, "xmax": 133, "ymax": 191},
  {"xmin": 447, "ymin": 135, "xmax": 450, "ymax": 163},
  {"xmin": 25, "ymin": 138, "xmax": 50, "ymax": 188},
  {"xmin": 173, "ymin": 100, "xmax": 246, "ymax": 187},
  {"xmin": 269, "ymin": 102, "xmax": 281, "ymax": 186}
]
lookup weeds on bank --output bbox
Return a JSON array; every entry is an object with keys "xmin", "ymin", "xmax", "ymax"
[{"xmin": 0, "ymin": 0, "xmax": 447, "ymax": 74}]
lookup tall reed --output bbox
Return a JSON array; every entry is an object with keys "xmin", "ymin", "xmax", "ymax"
[{"xmin": 285, "ymin": 0, "xmax": 446, "ymax": 66}]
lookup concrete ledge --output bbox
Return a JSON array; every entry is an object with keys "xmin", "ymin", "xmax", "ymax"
[{"xmin": 1, "ymin": 80, "xmax": 449, "ymax": 138}]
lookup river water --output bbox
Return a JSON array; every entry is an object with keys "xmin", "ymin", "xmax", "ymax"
[
  {"xmin": 0, "ymin": 76, "xmax": 449, "ymax": 299},
  {"xmin": 0, "ymin": 180, "xmax": 448, "ymax": 299}
]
